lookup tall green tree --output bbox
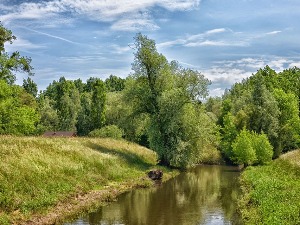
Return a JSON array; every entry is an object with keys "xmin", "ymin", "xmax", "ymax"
[
  {"xmin": 0, "ymin": 80, "xmax": 39, "ymax": 135},
  {"xmin": 231, "ymin": 129, "xmax": 257, "ymax": 166},
  {"xmin": 90, "ymin": 79, "xmax": 106, "ymax": 130},
  {"xmin": 249, "ymin": 77, "xmax": 280, "ymax": 153},
  {"xmin": 105, "ymin": 75, "xmax": 125, "ymax": 92},
  {"xmin": 125, "ymin": 33, "xmax": 212, "ymax": 168},
  {"xmin": 0, "ymin": 23, "xmax": 33, "ymax": 84},
  {"xmin": 273, "ymin": 89, "xmax": 300, "ymax": 154},
  {"xmin": 22, "ymin": 77, "xmax": 38, "ymax": 97},
  {"xmin": 41, "ymin": 77, "xmax": 81, "ymax": 131},
  {"xmin": 76, "ymin": 92, "xmax": 92, "ymax": 136},
  {"xmin": 220, "ymin": 112, "xmax": 238, "ymax": 161},
  {"xmin": 38, "ymin": 96, "xmax": 59, "ymax": 131}
]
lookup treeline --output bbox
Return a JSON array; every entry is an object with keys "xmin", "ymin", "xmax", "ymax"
[
  {"xmin": 207, "ymin": 66, "xmax": 300, "ymax": 165},
  {"xmin": 1, "ymin": 23, "xmax": 300, "ymax": 168}
]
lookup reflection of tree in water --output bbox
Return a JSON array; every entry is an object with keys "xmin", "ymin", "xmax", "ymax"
[{"xmin": 78, "ymin": 166, "xmax": 241, "ymax": 225}]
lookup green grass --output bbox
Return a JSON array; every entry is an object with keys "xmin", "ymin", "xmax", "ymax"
[
  {"xmin": 0, "ymin": 136, "xmax": 162, "ymax": 223},
  {"xmin": 239, "ymin": 150, "xmax": 300, "ymax": 225}
]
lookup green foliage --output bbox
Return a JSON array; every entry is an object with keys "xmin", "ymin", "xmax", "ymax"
[
  {"xmin": 239, "ymin": 151, "xmax": 300, "ymax": 224},
  {"xmin": 220, "ymin": 65, "xmax": 300, "ymax": 160},
  {"xmin": 0, "ymin": 80, "xmax": 39, "ymax": 135},
  {"xmin": 76, "ymin": 92, "xmax": 92, "ymax": 136},
  {"xmin": 230, "ymin": 128, "xmax": 273, "ymax": 165},
  {"xmin": 22, "ymin": 77, "xmax": 38, "ymax": 97},
  {"xmin": 231, "ymin": 129, "xmax": 257, "ymax": 166},
  {"xmin": 0, "ymin": 23, "xmax": 33, "ymax": 84},
  {"xmin": 273, "ymin": 89, "xmax": 300, "ymax": 153},
  {"xmin": 249, "ymin": 77, "xmax": 280, "ymax": 147},
  {"xmin": 88, "ymin": 125, "xmax": 124, "ymax": 139},
  {"xmin": 105, "ymin": 75, "xmax": 125, "ymax": 92},
  {"xmin": 41, "ymin": 77, "xmax": 81, "ymax": 131},
  {"xmin": 105, "ymin": 91, "xmax": 149, "ymax": 144},
  {"xmin": 126, "ymin": 33, "xmax": 213, "ymax": 168},
  {"xmin": 252, "ymin": 132, "xmax": 273, "ymax": 165},
  {"xmin": 90, "ymin": 79, "xmax": 106, "ymax": 130},
  {"xmin": 220, "ymin": 112, "xmax": 238, "ymax": 160},
  {"xmin": 38, "ymin": 96, "xmax": 59, "ymax": 132}
]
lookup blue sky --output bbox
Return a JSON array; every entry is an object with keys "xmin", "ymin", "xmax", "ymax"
[{"xmin": 1, "ymin": 0, "xmax": 300, "ymax": 96}]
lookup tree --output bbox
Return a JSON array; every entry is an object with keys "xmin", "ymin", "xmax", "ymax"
[
  {"xmin": 105, "ymin": 75, "xmax": 125, "ymax": 92},
  {"xmin": 38, "ymin": 96, "xmax": 59, "ymax": 131},
  {"xmin": 76, "ymin": 92, "xmax": 92, "ymax": 136},
  {"xmin": 249, "ymin": 76, "xmax": 280, "ymax": 151},
  {"xmin": 125, "ymin": 33, "xmax": 212, "ymax": 167},
  {"xmin": 220, "ymin": 112, "xmax": 238, "ymax": 161},
  {"xmin": 22, "ymin": 77, "xmax": 38, "ymax": 97},
  {"xmin": 90, "ymin": 79, "xmax": 106, "ymax": 130},
  {"xmin": 273, "ymin": 89, "xmax": 300, "ymax": 154},
  {"xmin": 0, "ymin": 80, "xmax": 39, "ymax": 135},
  {"xmin": 252, "ymin": 132, "xmax": 273, "ymax": 165},
  {"xmin": 41, "ymin": 77, "xmax": 81, "ymax": 131},
  {"xmin": 231, "ymin": 129, "xmax": 257, "ymax": 166},
  {"xmin": 0, "ymin": 23, "xmax": 33, "ymax": 84}
]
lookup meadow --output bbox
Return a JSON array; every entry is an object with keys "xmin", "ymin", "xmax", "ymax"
[
  {"xmin": 239, "ymin": 150, "xmax": 300, "ymax": 225},
  {"xmin": 0, "ymin": 136, "xmax": 175, "ymax": 224}
]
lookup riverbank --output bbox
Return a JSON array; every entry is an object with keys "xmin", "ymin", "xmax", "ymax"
[
  {"xmin": 239, "ymin": 149, "xmax": 300, "ymax": 224},
  {"xmin": 0, "ymin": 136, "xmax": 178, "ymax": 225}
]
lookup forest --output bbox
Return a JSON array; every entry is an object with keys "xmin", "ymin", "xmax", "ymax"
[{"xmin": 1, "ymin": 23, "xmax": 300, "ymax": 168}]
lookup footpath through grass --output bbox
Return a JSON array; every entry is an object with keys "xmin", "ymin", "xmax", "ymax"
[
  {"xmin": 239, "ymin": 150, "xmax": 300, "ymax": 225},
  {"xmin": 0, "ymin": 136, "xmax": 172, "ymax": 224}
]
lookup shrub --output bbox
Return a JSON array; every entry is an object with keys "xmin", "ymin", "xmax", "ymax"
[
  {"xmin": 252, "ymin": 132, "xmax": 273, "ymax": 164},
  {"xmin": 231, "ymin": 129, "xmax": 257, "ymax": 165},
  {"xmin": 231, "ymin": 129, "xmax": 274, "ymax": 166},
  {"xmin": 88, "ymin": 125, "xmax": 124, "ymax": 139}
]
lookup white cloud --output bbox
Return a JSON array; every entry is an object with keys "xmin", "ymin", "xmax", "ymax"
[
  {"xmin": 204, "ymin": 56, "xmax": 300, "ymax": 96},
  {"xmin": 110, "ymin": 12, "xmax": 160, "ymax": 31},
  {"xmin": 265, "ymin": 30, "xmax": 282, "ymax": 35},
  {"xmin": 185, "ymin": 40, "xmax": 247, "ymax": 47},
  {"xmin": 4, "ymin": 36, "xmax": 44, "ymax": 52},
  {"xmin": 110, "ymin": 44, "xmax": 132, "ymax": 54},
  {"xmin": 0, "ymin": 0, "xmax": 200, "ymax": 30},
  {"xmin": 289, "ymin": 62, "xmax": 300, "ymax": 68}
]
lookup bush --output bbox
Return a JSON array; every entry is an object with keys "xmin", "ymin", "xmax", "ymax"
[
  {"xmin": 231, "ymin": 129, "xmax": 257, "ymax": 166},
  {"xmin": 231, "ymin": 129, "xmax": 273, "ymax": 165},
  {"xmin": 252, "ymin": 132, "xmax": 273, "ymax": 164},
  {"xmin": 88, "ymin": 125, "xmax": 124, "ymax": 139}
]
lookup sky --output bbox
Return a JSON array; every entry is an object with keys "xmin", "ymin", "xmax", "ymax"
[{"xmin": 1, "ymin": 0, "xmax": 300, "ymax": 96}]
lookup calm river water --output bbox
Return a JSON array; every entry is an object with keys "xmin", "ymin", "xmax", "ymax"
[{"xmin": 66, "ymin": 165, "xmax": 242, "ymax": 225}]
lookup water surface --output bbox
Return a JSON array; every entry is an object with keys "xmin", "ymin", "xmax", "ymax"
[{"xmin": 66, "ymin": 165, "xmax": 242, "ymax": 225}]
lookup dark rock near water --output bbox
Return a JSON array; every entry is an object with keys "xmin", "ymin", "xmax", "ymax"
[{"xmin": 148, "ymin": 170, "xmax": 163, "ymax": 180}]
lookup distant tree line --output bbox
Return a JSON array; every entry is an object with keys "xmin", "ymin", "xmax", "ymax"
[
  {"xmin": 1, "ymin": 23, "xmax": 300, "ymax": 168},
  {"xmin": 207, "ymin": 66, "xmax": 300, "ymax": 165}
]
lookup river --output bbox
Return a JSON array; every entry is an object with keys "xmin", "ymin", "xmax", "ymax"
[{"xmin": 65, "ymin": 165, "xmax": 242, "ymax": 225}]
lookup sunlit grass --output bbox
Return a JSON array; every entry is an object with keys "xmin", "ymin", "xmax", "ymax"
[
  {"xmin": 0, "ymin": 136, "xmax": 158, "ymax": 223},
  {"xmin": 239, "ymin": 149, "xmax": 300, "ymax": 225}
]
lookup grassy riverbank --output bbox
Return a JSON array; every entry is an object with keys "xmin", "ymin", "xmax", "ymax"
[
  {"xmin": 239, "ymin": 150, "xmax": 300, "ymax": 225},
  {"xmin": 0, "ymin": 136, "xmax": 176, "ymax": 225}
]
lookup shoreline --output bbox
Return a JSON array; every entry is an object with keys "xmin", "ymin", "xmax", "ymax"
[{"xmin": 21, "ymin": 172, "xmax": 178, "ymax": 225}]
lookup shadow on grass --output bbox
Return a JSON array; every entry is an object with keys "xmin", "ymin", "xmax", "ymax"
[{"xmin": 85, "ymin": 141, "xmax": 154, "ymax": 171}]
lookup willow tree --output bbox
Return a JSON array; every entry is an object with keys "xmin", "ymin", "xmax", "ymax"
[{"xmin": 125, "ymin": 33, "xmax": 214, "ymax": 168}]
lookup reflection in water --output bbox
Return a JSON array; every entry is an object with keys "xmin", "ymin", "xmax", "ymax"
[{"xmin": 66, "ymin": 165, "xmax": 242, "ymax": 225}]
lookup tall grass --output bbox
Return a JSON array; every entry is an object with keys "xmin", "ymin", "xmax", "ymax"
[
  {"xmin": 239, "ymin": 149, "xmax": 300, "ymax": 225},
  {"xmin": 0, "ymin": 136, "xmax": 158, "ymax": 224}
]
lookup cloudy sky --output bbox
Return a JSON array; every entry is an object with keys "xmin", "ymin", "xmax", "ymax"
[{"xmin": 1, "ymin": 0, "xmax": 300, "ymax": 96}]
